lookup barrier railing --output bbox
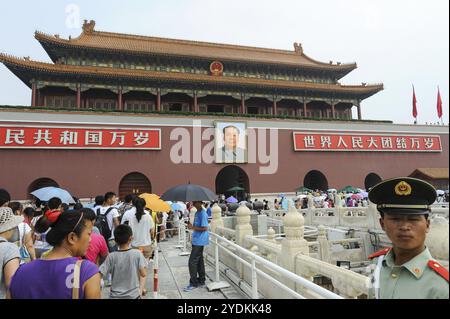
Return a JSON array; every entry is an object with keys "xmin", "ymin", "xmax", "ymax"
[{"xmin": 207, "ymin": 231, "xmax": 343, "ymax": 299}]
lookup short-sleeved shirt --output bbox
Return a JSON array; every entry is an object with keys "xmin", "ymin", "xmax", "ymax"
[
  {"xmin": 121, "ymin": 207, "xmax": 135, "ymax": 225},
  {"xmin": 373, "ymin": 247, "xmax": 448, "ymax": 299},
  {"xmin": 97, "ymin": 206, "xmax": 120, "ymax": 240},
  {"xmin": 192, "ymin": 209, "xmax": 209, "ymax": 246},
  {"xmin": 123, "ymin": 209, "xmax": 154, "ymax": 247},
  {"xmin": 18, "ymin": 222, "xmax": 32, "ymax": 247},
  {"xmin": 84, "ymin": 233, "xmax": 109, "ymax": 265},
  {"xmin": 0, "ymin": 236, "xmax": 20, "ymax": 299},
  {"xmin": 172, "ymin": 211, "xmax": 181, "ymax": 227},
  {"xmin": 9, "ymin": 257, "xmax": 99, "ymax": 299},
  {"xmin": 99, "ymin": 249, "xmax": 147, "ymax": 299}
]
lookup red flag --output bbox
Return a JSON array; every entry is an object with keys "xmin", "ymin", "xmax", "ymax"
[
  {"xmin": 412, "ymin": 85, "xmax": 417, "ymax": 118},
  {"xmin": 437, "ymin": 87, "xmax": 443, "ymax": 119}
]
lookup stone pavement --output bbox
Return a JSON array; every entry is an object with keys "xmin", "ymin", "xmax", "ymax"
[{"xmin": 101, "ymin": 234, "xmax": 246, "ymax": 299}]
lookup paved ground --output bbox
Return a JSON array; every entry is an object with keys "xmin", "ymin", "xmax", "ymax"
[{"xmin": 101, "ymin": 234, "xmax": 246, "ymax": 299}]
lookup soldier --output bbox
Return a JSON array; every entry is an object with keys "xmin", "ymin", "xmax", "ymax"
[{"xmin": 368, "ymin": 177, "xmax": 448, "ymax": 299}]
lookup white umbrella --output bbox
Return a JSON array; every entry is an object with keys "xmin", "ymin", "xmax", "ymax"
[
  {"xmin": 176, "ymin": 201, "xmax": 187, "ymax": 211},
  {"xmin": 31, "ymin": 186, "xmax": 76, "ymax": 204}
]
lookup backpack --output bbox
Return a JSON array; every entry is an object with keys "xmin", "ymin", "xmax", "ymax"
[{"xmin": 95, "ymin": 207, "xmax": 115, "ymax": 242}]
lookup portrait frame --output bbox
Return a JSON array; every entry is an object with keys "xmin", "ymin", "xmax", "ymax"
[{"xmin": 214, "ymin": 121, "xmax": 248, "ymax": 164}]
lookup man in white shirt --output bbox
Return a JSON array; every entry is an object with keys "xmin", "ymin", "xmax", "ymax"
[{"xmin": 98, "ymin": 192, "xmax": 120, "ymax": 252}]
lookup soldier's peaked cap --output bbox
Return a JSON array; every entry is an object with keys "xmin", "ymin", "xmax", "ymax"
[{"xmin": 368, "ymin": 177, "xmax": 436, "ymax": 215}]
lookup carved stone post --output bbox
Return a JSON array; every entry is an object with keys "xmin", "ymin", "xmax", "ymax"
[
  {"xmin": 235, "ymin": 203, "xmax": 253, "ymax": 278},
  {"xmin": 267, "ymin": 227, "xmax": 276, "ymax": 243},
  {"xmin": 210, "ymin": 203, "xmax": 224, "ymax": 233},
  {"xmin": 235, "ymin": 203, "xmax": 253, "ymax": 247},
  {"xmin": 317, "ymin": 225, "xmax": 330, "ymax": 262},
  {"xmin": 281, "ymin": 202, "xmax": 309, "ymax": 290}
]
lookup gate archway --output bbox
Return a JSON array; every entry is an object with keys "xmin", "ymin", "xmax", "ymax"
[
  {"xmin": 364, "ymin": 173, "xmax": 382, "ymax": 190},
  {"xmin": 303, "ymin": 170, "xmax": 329, "ymax": 192},
  {"xmin": 119, "ymin": 172, "xmax": 152, "ymax": 199},
  {"xmin": 27, "ymin": 178, "xmax": 59, "ymax": 199},
  {"xmin": 215, "ymin": 165, "xmax": 250, "ymax": 201}
]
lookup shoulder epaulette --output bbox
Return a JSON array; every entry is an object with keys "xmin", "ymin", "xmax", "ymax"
[
  {"xmin": 427, "ymin": 260, "xmax": 449, "ymax": 282},
  {"xmin": 368, "ymin": 247, "xmax": 391, "ymax": 260}
]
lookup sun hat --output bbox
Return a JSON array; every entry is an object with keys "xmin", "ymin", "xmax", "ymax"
[{"xmin": 0, "ymin": 206, "xmax": 24, "ymax": 233}]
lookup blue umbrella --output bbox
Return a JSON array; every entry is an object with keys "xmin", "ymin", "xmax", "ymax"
[
  {"xmin": 171, "ymin": 202, "xmax": 184, "ymax": 211},
  {"xmin": 31, "ymin": 186, "xmax": 76, "ymax": 204},
  {"xmin": 226, "ymin": 196, "xmax": 238, "ymax": 203}
]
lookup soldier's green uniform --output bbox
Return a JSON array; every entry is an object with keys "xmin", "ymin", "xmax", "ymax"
[
  {"xmin": 368, "ymin": 177, "xmax": 449, "ymax": 299},
  {"xmin": 369, "ymin": 247, "xmax": 448, "ymax": 299}
]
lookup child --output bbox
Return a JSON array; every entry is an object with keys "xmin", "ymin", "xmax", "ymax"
[{"xmin": 99, "ymin": 224, "xmax": 147, "ymax": 299}]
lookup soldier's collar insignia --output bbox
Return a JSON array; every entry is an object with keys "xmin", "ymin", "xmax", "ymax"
[{"xmin": 395, "ymin": 181, "xmax": 412, "ymax": 196}]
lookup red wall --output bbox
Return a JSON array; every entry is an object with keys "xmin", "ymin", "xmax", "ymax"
[{"xmin": 1, "ymin": 126, "xmax": 448, "ymax": 200}]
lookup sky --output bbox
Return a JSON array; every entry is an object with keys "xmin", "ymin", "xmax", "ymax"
[{"xmin": 0, "ymin": 0, "xmax": 448, "ymax": 124}]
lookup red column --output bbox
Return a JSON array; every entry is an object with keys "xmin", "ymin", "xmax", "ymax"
[
  {"xmin": 331, "ymin": 103, "xmax": 336, "ymax": 119},
  {"xmin": 156, "ymin": 90, "xmax": 161, "ymax": 111},
  {"xmin": 273, "ymin": 98, "xmax": 278, "ymax": 116},
  {"xmin": 36, "ymin": 89, "xmax": 41, "ymax": 106},
  {"xmin": 76, "ymin": 85, "xmax": 81, "ymax": 109},
  {"xmin": 194, "ymin": 92, "xmax": 198, "ymax": 112},
  {"xmin": 117, "ymin": 88, "xmax": 123, "ymax": 111},
  {"xmin": 241, "ymin": 95, "xmax": 246, "ymax": 114},
  {"xmin": 31, "ymin": 83, "xmax": 37, "ymax": 107},
  {"xmin": 296, "ymin": 102, "xmax": 301, "ymax": 117}
]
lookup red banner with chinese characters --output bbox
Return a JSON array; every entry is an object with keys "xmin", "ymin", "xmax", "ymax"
[
  {"xmin": 0, "ymin": 126, "xmax": 161, "ymax": 150},
  {"xmin": 293, "ymin": 132, "xmax": 442, "ymax": 152}
]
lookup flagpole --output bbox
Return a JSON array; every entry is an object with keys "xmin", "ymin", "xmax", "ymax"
[
  {"xmin": 437, "ymin": 85, "xmax": 443, "ymax": 125},
  {"xmin": 412, "ymin": 84, "xmax": 417, "ymax": 124}
]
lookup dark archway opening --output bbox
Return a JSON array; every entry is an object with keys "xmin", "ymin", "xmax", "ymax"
[
  {"xmin": 364, "ymin": 173, "xmax": 382, "ymax": 190},
  {"xmin": 27, "ymin": 178, "xmax": 59, "ymax": 199},
  {"xmin": 303, "ymin": 170, "xmax": 329, "ymax": 191},
  {"xmin": 215, "ymin": 165, "xmax": 250, "ymax": 202},
  {"xmin": 119, "ymin": 172, "xmax": 152, "ymax": 200}
]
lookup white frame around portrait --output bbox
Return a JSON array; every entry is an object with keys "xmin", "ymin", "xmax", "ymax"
[{"xmin": 214, "ymin": 121, "xmax": 248, "ymax": 164}]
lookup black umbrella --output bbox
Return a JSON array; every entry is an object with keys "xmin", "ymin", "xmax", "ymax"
[{"xmin": 160, "ymin": 184, "xmax": 217, "ymax": 202}]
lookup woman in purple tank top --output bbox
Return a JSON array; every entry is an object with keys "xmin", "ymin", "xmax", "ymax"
[{"xmin": 8, "ymin": 209, "xmax": 101, "ymax": 299}]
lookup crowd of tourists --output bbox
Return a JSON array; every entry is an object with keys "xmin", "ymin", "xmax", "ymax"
[{"xmin": 0, "ymin": 188, "xmax": 203, "ymax": 299}]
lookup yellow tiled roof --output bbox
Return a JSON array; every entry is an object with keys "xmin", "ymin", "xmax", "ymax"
[
  {"xmin": 34, "ymin": 21, "xmax": 356, "ymax": 71},
  {"xmin": 0, "ymin": 53, "xmax": 383, "ymax": 95}
]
